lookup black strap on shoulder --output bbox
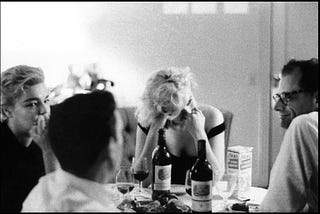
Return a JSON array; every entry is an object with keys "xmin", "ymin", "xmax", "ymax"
[
  {"xmin": 207, "ymin": 122, "xmax": 225, "ymax": 139},
  {"xmin": 137, "ymin": 123, "xmax": 150, "ymax": 135},
  {"xmin": 138, "ymin": 122, "xmax": 225, "ymax": 138}
]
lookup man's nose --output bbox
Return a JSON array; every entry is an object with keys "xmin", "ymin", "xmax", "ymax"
[
  {"xmin": 273, "ymin": 98, "xmax": 285, "ymax": 111},
  {"xmin": 38, "ymin": 102, "xmax": 49, "ymax": 115}
]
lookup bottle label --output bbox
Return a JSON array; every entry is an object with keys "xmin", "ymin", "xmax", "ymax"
[
  {"xmin": 191, "ymin": 180, "xmax": 212, "ymax": 212},
  {"xmin": 154, "ymin": 165, "xmax": 171, "ymax": 190}
]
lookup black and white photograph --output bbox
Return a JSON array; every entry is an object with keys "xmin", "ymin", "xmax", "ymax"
[{"xmin": 1, "ymin": 2, "xmax": 318, "ymax": 212}]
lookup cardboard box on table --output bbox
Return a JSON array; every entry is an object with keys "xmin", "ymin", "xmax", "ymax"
[{"xmin": 227, "ymin": 146, "xmax": 253, "ymax": 200}]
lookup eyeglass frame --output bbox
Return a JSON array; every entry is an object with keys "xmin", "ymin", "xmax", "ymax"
[{"xmin": 272, "ymin": 89, "xmax": 305, "ymax": 105}]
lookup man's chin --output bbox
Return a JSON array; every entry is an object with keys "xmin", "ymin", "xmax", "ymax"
[{"xmin": 280, "ymin": 119, "xmax": 291, "ymax": 129}]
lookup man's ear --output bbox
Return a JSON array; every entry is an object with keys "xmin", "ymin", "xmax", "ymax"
[
  {"xmin": 313, "ymin": 91, "xmax": 318, "ymax": 104},
  {"xmin": 1, "ymin": 105, "xmax": 13, "ymax": 119},
  {"xmin": 313, "ymin": 91, "xmax": 318, "ymax": 111},
  {"xmin": 105, "ymin": 137, "xmax": 122, "ymax": 171}
]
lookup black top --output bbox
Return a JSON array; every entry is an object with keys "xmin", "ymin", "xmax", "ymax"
[
  {"xmin": 0, "ymin": 122, "xmax": 45, "ymax": 212},
  {"xmin": 170, "ymin": 152, "xmax": 198, "ymax": 184},
  {"xmin": 138, "ymin": 121, "xmax": 225, "ymax": 184}
]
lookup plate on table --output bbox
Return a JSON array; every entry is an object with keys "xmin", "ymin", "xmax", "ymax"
[{"xmin": 171, "ymin": 184, "xmax": 187, "ymax": 195}]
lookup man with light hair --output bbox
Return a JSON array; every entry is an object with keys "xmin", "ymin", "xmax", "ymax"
[{"xmin": 1, "ymin": 65, "xmax": 58, "ymax": 212}]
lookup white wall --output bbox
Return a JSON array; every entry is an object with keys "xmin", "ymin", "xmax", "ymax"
[{"xmin": 73, "ymin": 2, "xmax": 267, "ymax": 186}]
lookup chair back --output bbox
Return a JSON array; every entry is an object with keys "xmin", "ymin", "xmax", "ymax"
[
  {"xmin": 219, "ymin": 108, "xmax": 233, "ymax": 169},
  {"xmin": 220, "ymin": 109, "xmax": 233, "ymax": 150}
]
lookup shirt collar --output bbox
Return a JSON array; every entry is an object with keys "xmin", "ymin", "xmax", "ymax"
[{"xmin": 55, "ymin": 168, "xmax": 118, "ymax": 208}]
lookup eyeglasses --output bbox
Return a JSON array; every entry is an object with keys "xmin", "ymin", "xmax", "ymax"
[{"xmin": 272, "ymin": 90, "xmax": 305, "ymax": 105}]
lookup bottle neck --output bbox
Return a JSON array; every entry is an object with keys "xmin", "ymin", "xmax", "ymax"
[
  {"xmin": 158, "ymin": 129, "xmax": 166, "ymax": 147},
  {"xmin": 197, "ymin": 140, "xmax": 206, "ymax": 160},
  {"xmin": 158, "ymin": 138, "xmax": 165, "ymax": 147}
]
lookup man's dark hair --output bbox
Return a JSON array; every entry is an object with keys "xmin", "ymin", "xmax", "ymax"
[
  {"xmin": 281, "ymin": 58, "xmax": 318, "ymax": 93},
  {"xmin": 48, "ymin": 91, "xmax": 117, "ymax": 177}
]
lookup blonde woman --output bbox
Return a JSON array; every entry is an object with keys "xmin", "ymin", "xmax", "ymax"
[
  {"xmin": 1, "ymin": 65, "xmax": 58, "ymax": 211},
  {"xmin": 134, "ymin": 67, "xmax": 225, "ymax": 186}
]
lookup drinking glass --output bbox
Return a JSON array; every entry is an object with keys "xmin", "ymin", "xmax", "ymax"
[
  {"xmin": 116, "ymin": 166, "xmax": 135, "ymax": 202},
  {"xmin": 215, "ymin": 172, "xmax": 237, "ymax": 210},
  {"xmin": 132, "ymin": 157, "xmax": 149, "ymax": 193},
  {"xmin": 184, "ymin": 169, "xmax": 191, "ymax": 196}
]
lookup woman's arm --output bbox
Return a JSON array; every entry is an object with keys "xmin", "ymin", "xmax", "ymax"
[
  {"xmin": 31, "ymin": 115, "xmax": 60, "ymax": 173},
  {"xmin": 204, "ymin": 106, "xmax": 225, "ymax": 174},
  {"xmin": 185, "ymin": 105, "xmax": 225, "ymax": 175},
  {"xmin": 41, "ymin": 143, "xmax": 60, "ymax": 173},
  {"xmin": 134, "ymin": 115, "xmax": 168, "ymax": 187}
]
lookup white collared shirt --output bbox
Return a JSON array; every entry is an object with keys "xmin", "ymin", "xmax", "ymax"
[
  {"xmin": 22, "ymin": 168, "xmax": 120, "ymax": 212},
  {"xmin": 261, "ymin": 111, "xmax": 318, "ymax": 212}
]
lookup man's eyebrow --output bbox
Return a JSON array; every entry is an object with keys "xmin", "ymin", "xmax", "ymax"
[
  {"xmin": 23, "ymin": 98, "xmax": 40, "ymax": 103},
  {"xmin": 23, "ymin": 94, "xmax": 50, "ymax": 103}
]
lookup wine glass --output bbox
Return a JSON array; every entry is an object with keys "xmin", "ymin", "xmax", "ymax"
[
  {"xmin": 214, "ymin": 172, "xmax": 237, "ymax": 210},
  {"xmin": 116, "ymin": 166, "xmax": 135, "ymax": 202},
  {"xmin": 132, "ymin": 157, "xmax": 149, "ymax": 193},
  {"xmin": 185, "ymin": 169, "xmax": 191, "ymax": 196}
]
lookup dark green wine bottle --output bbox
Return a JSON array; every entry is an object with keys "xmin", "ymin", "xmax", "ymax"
[
  {"xmin": 152, "ymin": 128, "xmax": 172, "ymax": 200},
  {"xmin": 190, "ymin": 139, "xmax": 213, "ymax": 213}
]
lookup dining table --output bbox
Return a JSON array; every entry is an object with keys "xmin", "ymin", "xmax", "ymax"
[{"xmin": 104, "ymin": 183, "xmax": 267, "ymax": 212}]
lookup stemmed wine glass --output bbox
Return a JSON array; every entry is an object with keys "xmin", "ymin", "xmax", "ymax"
[
  {"xmin": 185, "ymin": 169, "xmax": 192, "ymax": 196},
  {"xmin": 116, "ymin": 166, "xmax": 135, "ymax": 202},
  {"xmin": 214, "ymin": 172, "xmax": 237, "ymax": 210},
  {"xmin": 132, "ymin": 157, "xmax": 149, "ymax": 193}
]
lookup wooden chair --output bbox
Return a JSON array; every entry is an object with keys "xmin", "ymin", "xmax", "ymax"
[{"xmin": 219, "ymin": 108, "xmax": 234, "ymax": 169}]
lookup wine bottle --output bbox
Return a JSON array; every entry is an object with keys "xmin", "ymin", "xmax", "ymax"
[
  {"xmin": 190, "ymin": 139, "xmax": 213, "ymax": 213},
  {"xmin": 152, "ymin": 128, "xmax": 172, "ymax": 200}
]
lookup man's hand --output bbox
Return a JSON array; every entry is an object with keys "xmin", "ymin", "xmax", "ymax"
[
  {"xmin": 30, "ymin": 114, "xmax": 51, "ymax": 151},
  {"xmin": 31, "ymin": 114, "xmax": 60, "ymax": 173}
]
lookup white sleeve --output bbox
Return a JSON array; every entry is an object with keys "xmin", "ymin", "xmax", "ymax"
[{"xmin": 260, "ymin": 115, "xmax": 316, "ymax": 212}]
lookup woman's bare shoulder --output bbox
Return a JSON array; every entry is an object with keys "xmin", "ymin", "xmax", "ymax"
[
  {"xmin": 198, "ymin": 104, "xmax": 223, "ymax": 117},
  {"xmin": 198, "ymin": 104, "xmax": 224, "ymax": 125}
]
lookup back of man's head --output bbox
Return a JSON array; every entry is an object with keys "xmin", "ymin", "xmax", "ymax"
[
  {"xmin": 48, "ymin": 91, "xmax": 117, "ymax": 177},
  {"xmin": 281, "ymin": 58, "xmax": 318, "ymax": 93}
]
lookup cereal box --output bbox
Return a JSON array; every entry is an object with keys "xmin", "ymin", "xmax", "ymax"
[{"xmin": 227, "ymin": 146, "xmax": 253, "ymax": 200}]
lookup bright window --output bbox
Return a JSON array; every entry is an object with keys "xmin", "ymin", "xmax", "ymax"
[
  {"xmin": 163, "ymin": 2, "xmax": 189, "ymax": 14},
  {"xmin": 163, "ymin": 2, "xmax": 249, "ymax": 14},
  {"xmin": 191, "ymin": 2, "xmax": 217, "ymax": 14},
  {"xmin": 223, "ymin": 2, "xmax": 249, "ymax": 14}
]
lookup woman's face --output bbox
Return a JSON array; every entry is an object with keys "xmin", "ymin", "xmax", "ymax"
[
  {"xmin": 159, "ymin": 103, "xmax": 182, "ymax": 120},
  {"xmin": 156, "ymin": 97, "xmax": 192, "ymax": 121},
  {"xmin": 6, "ymin": 83, "xmax": 51, "ymax": 137}
]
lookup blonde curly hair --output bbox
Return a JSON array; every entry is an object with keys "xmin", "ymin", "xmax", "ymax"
[{"xmin": 136, "ymin": 67, "xmax": 197, "ymax": 126}]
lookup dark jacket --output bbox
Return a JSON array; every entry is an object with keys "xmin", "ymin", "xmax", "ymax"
[{"xmin": 0, "ymin": 122, "xmax": 45, "ymax": 212}]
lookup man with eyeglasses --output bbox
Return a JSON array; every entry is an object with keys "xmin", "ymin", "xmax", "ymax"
[{"xmin": 261, "ymin": 58, "xmax": 318, "ymax": 212}]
